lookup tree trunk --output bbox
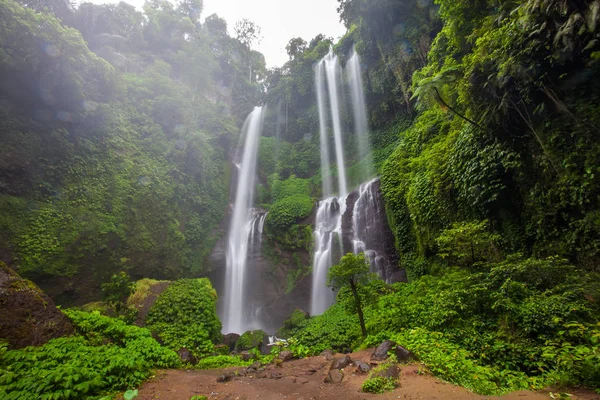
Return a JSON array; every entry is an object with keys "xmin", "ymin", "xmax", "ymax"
[{"xmin": 350, "ymin": 279, "xmax": 367, "ymax": 338}]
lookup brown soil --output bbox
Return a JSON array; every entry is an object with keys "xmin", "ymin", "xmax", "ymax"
[{"xmin": 136, "ymin": 350, "xmax": 600, "ymax": 400}]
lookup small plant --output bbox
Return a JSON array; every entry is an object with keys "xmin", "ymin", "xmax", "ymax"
[
  {"xmin": 361, "ymin": 376, "xmax": 397, "ymax": 394},
  {"xmin": 102, "ymin": 272, "xmax": 135, "ymax": 312}
]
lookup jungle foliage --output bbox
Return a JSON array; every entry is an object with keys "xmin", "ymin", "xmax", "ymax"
[{"xmin": 0, "ymin": 0, "xmax": 264, "ymax": 302}]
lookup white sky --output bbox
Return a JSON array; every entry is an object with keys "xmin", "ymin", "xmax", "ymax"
[{"xmin": 86, "ymin": 0, "xmax": 347, "ymax": 68}]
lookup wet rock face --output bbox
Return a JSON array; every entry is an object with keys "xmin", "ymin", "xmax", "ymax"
[
  {"xmin": 0, "ymin": 262, "xmax": 73, "ymax": 348},
  {"xmin": 341, "ymin": 179, "xmax": 406, "ymax": 283}
]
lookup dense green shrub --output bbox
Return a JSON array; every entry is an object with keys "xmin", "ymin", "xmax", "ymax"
[
  {"xmin": 361, "ymin": 376, "xmax": 397, "ymax": 394},
  {"xmin": 266, "ymin": 195, "xmax": 314, "ymax": 232},
  {"xmin": 235, "ymin": 330, "xmax": 267, "ymax": 351},
  {"xmin": 277, "ymin": 309, "xmax": 309, "ymax": 338},
  {"xmin": 270, "ymin": 175, "xmax": 311, "ymax": 202},
  {"xmin": 146, "ymin": 279, "xmax": 222, "ymax": 358},
  {"xmin": 0, "ymin": 311, "xmax": 180, "ymax": 399},
  {"xmin": 195, "ymin": 355, "xmax": 253, "ymax": 370},
  {"xmin": 292, "ymin": 304, "xmax": 362, "ymax": 354}
]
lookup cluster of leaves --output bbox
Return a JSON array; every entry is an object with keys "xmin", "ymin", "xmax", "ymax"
[
  {"xmin": 276, "ymin": 309, "xmax": 309, "ymax": 338},
  {"xmin": 145, "ymin": 279, "xmax": 221, "ymax": 358},
  {"xmin": 266, "ymin": 195, "xmax": 314, "ymax": 232},
  {"xmin": 361, "ymin": 376, "xmax": 397, "ymax": 394},
  {"xmin": 194, "ymin": 355, "xmax": 253, "ymax": 370},
  {"xmin": 235, "ymin": 330, "xmax": 267, "ymax": 351},
  {"xmin": 290, "ymin": 304, "xmax": 363, "ymax": 355},
  {"xmin": 0, "ymin": 310, "xmax": 180, "ymax": 399}
]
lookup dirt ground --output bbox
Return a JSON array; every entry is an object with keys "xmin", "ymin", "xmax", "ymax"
[{"xmin": 136, "ymin": 350, "xmax": 600, "ymax": 400}]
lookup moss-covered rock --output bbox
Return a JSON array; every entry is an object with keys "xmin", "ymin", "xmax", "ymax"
[
  {"xmin": 235, "ymin": 330, "xmax": 268, "ymax": 352},
  {"xmin": 0, "ymin": 262, "xmax": 73, "ymax": 348},
  {"xmin": 127, "ymin": 278, "xmax": 171, "ymax": 326}
]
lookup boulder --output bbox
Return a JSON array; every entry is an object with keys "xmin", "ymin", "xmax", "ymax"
[
  {"xmin": 278, "ymin": 350, "xmax": 294, "ymax": 362},
  {"xmin": 0, "ymin": 262, "xmax": 73, "ymax": 348},
  {"xmin": 177, "ymin": 347, "xmax": 197, "ymax": 365},
  {"xmin": 330, "ymin": 354, "xmax": 352, "ymax": 370},
  {"xmin": 320, "ymin": 349, "xmax": 335, "ymax": 360},
  {"xmin": 324, "ymin": 369, "xmax": 344, "ymax": 383},
  {"xmin": 223, "ymin": 333, "xmax": 240, "ymax": 351},
  {"xmin": 394, "ymin": 345, "xmax": 416, "ymax": 362},
  {"xmin": 371, "ymin": 340, "xmax": 396, "ymax": 361},
  {"xmin": 355, "ymin": 360, "xmax": 371, "ymax": 374}
]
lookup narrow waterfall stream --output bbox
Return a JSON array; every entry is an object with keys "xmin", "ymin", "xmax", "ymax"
[
  {"xmin": 223, "ymin": 107, "xmax": 264, "ymax": 334},
  {"xmin": 311, "ymin": 50, "xmax": 394, "ymax": 315}
]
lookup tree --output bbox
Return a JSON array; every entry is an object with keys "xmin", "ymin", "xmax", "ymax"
[
  {"xmin": 327, "ymin": 253, "xmax": 373, "ymax": 338},
  {"xmin": 285, "ymin": 37, "xmax": 307, "ymax": 63},
  {"xmin": 234, "ymin": 18, "xmax": 262, "ymax": 82}
]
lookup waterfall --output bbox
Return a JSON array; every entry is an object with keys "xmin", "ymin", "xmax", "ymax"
[
  {"xmin": 311, "ymin": 49, "xmax": 400, "ymax": 316},
  {"xmin": 323, "ymin": 51, "xmax": 348, "ymax": 197},
  {"xmin": 351, "ymin": 178, "xmax": 394, "ymax": 283},
  {"xmin": 310, "ymin": 197, "xmax": 345, "ymax": 316},
  {"xmin": 223, "ymin": 107, "xmax": 264, "ymax": 334},
  {"xmin": 310, "ymin": 50, "xmax": 350, "ymax": 316},
  {"xmin": 347, "ymin": 48, "xmax": 375, "ymax": 182}
]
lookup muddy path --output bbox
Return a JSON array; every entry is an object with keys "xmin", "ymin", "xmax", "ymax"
[{"xmin": 136, "ymin": 350, "xmax": 599, "ymax": 400}]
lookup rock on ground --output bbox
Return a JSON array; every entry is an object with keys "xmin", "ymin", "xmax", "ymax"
[{"xmin": 0, "ymin": 262, "xmax": 73, "ymax": 348}]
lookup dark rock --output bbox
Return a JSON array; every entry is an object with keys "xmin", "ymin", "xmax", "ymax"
[
  {"xmin": 239, "ymin": 351, "xmax": 255, "ymax": 361},
  {"xmin": 250, "ymin": 361, "xmax": 262, "ymax": 370},
  {"xmin": 330, "ymin": 354, "xmax": 352, "ymax": 370},
  {"xmin": 278, "ymin": 350, "xmax": 294, "ymax": 362},
  {"xmin": 217, "ymin": 373, "xmax": 235, "ymax": 383},
  {"xmin": 372, "ymin": 363, "xmax": 400, "ymax": 380},
  {"xmin": 371, "ymin": 340, "xmax": 396, "ymax": 361},
  {"xmin": 354, "ymin": 360, "xmax": 371, "ymax": 373},
  {"xmin": 223, "ymin": 333, "xmax": 240, "ymax": 351},
  {"xmin": 268, "ymin": 372, "xmax": 283, "ymax": 379},
  {"xmin": 394, "ymin": 345, "xmax": 416, "ymax": 362},
  {"xmin": 320, "ymin": 350, "xmax": 334, "ymax": 360},
  {"xmin": 256, "ymin": 372, "xmax": 267, "ymax": 379},
  {"xmin": 324, "ymin": 369, "xmax": 344, "ymax": 383},
  {"xmin": 177, "ymin": 347, "xmax": 197, "ymax": 365},
  {"xmin": 0, "ymin": 262, "xmax": 73, "ymax": 348}
]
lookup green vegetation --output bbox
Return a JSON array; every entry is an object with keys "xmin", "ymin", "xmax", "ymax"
[
  {"xmin": 361, "ymin": 374, "xmax": 397, "ymax": 394},
  {"xmin": 195, "ymin": 355, "xmax": 253, "ymax": 370},
  {"xmin": 235, "ymin": 330, "xmax": 267, "ymax": 351},
  {"xmin": 0, "ymin": 0, "xmax": 263, "ymax": 301},
  {"xmin": 146, "ymin": 279, "xmax": 221, "ymax": 358},
  {"xmin": 327, "ymin": 253, "xmax": 374, "ymax": 338},
  {"xmin": 0, "ymin": 310, "xmax": 180, "ymax": 399}
]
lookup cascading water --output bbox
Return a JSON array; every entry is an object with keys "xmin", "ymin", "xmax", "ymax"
[
  {"xmin": 351, "ymin": 178, "xmax": 395, "ymax": 283},
  {"xmin": 311, "ymin": 49, "xmax": 402, "ymax": 316},
  {"xmin": 310, "ymin": 51, "xmax": 349, "ymax": 316},
  {"xmin": 223, "ymin": 107, "xmax": 264, "ymax": 334},
  {"xmin": 347, "ymin": 48, "xmax": 375, "ymax": 182}
]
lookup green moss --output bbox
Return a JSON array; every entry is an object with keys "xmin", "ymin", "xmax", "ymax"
[{"xmin": 127, "ymin": 278, "xmax": 170, "ymax": 311}]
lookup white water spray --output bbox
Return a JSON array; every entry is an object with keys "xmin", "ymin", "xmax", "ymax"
[
  {"xmin": 223, "ymin": 107, "xmax": 264, "ymax": 334},
  {"xmin": 347, "ymin": 49, "xmax": 374, "ymax": 181}
]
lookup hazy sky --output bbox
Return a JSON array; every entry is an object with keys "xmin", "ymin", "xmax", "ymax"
[{"xmin": 87, "ymin": 0, "xmax": 347, "ymax": 67}]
